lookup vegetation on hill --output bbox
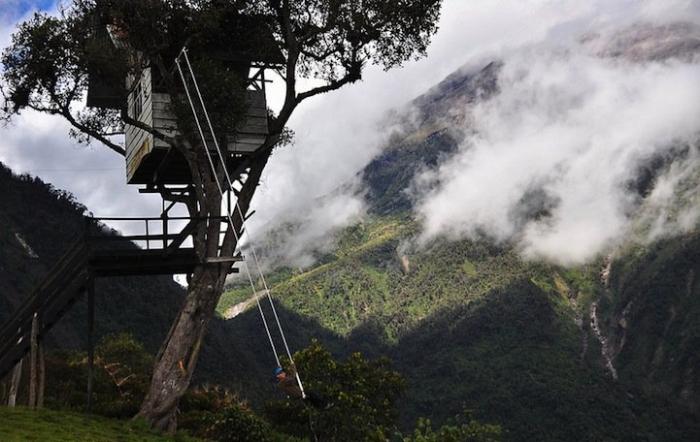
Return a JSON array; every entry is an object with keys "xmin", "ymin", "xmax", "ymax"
[
  {"xmin": 2, "ymin": 331, "xmax": 498, "ymax": 441},
  {"xmin": 601, "ymin": 233, "xmax": 700, "ymax": 414},
  {"xmin": 215, "ymin": 58, "xmax": 700, "ymax": 437},
  {"xmin": 0, "ymin": 407, "xmax": 197, "ymax": 442},
  {"xmin": 219, "ymin": 213, "xmax": 700, "ymax": 440}
]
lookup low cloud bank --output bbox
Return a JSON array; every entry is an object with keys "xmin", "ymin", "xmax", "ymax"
[
  {"xmin": 248, "ymin": 2, "xmax": 700, "ymax": 268},
  {"xmin": 414, "ymin": 23, "xmax": 700, "ymax": 265}
]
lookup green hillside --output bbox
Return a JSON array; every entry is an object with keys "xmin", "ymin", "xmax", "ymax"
[
  {"xmin": 217, "ymin": 60, "xmax": 700, "ymax": 439},
  {"xmin": 0, "ymin": 407, "xmax": 197, "ymax": 442},
  {"xmin": 219, "ymin": 213, "xmax": 699, "ymax": 440},
  {"xmin": 0, "ymin": 162, "xmax": 287, "ymax": 390},
  {"xmin": 600, "ymin": 233, "xmax": 700, "ymax": 414}
]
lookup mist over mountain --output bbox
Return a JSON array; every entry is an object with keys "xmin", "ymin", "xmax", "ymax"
[
  {"xmin": 255, "ymin": 21, "xmax": 700, "ymax": 269},
  {"xmin": 2, "ymin": 3, "xmax": 700, "ymax": 439},
  {"xmin": 215, "ymin": 20, "xmax": 700, "ymax": 440}
]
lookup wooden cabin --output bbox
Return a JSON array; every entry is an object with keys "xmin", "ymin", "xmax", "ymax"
[{"xmin": 87, "ymin": 15, "xmax": 283, "ymax": 185}]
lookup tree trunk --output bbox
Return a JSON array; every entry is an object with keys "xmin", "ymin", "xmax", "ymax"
[
  {"xmin": 136, "ymin": 151, "xmax": 269, "ymax": 432},
  {"xmin": 136, "ymin": 263, "xmax": 228, "ymax": 431}
]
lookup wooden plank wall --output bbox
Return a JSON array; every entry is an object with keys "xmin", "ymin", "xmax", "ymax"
[
  {"xmin": 125, "ymin": 72, "xmax": 269, "ymax": 182},
  {"xmin": 125, "ymin": 68, "xmax": 155, "ymax": 182},
  {"xmin": 228, "ymin": 90, "xmax": 268, "ymax": 153}
]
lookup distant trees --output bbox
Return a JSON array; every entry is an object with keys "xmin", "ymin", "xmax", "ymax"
[
  {"xmin": 1, "ymin": 0, "xmax": 443, "ymax": 430},
  {"xmin": 404, "ymin": 416, "xmax": 501, "ymax": 442}
]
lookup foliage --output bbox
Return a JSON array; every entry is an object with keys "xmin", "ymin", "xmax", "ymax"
[
  {"xmin": 264, "ymin": 340, "xmax": 405, "ymax": 441},
  {"xmin": 46, "ymin": 333, "xmax": 153, "ymax": 418},
  {"xmin": 1, "ymin": 0, "xmax": 443, "ymax": 154},
  {"xmin": 403, "ymin": 415, "xmax": 501, "ymax": 442},
  {"xmin": 0, "ymin": 406, "xmax": 198, "ymax": 441},
  {"xmin": 181, "ymin": 404, "xmax": 299, "ymax": 442}
]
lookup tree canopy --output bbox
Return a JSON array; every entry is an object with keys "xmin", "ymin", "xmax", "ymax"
[
  {"xmin": 0, "ymin": 0, "xmax": 443, "ymax": 430},
  {"xmin": 1, "ymin": 0, "xmax": 442, "ymax": 157}
]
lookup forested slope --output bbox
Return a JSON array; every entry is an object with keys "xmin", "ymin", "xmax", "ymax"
[
  {"xmin": 0, "ymin": 162, "xmax": 285, "ymax": 389},
  {"xmin": 218, "ymin": 57, "xmax": 700, "ymax": 439}
]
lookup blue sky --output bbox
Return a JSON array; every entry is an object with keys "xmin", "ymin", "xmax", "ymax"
[
  {"xmin": 1, "ymin": 0, "xmax": 55, "ymax": 22},
  {"xmin": 1, "ymin": 1, "xmax": 56, "ymax": 48}
]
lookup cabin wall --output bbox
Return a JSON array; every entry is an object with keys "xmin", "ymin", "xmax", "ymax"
[
  {"xmin": 152, "ymin": 93, "xmax": 179, "ymax": 149},
  {"xmin": 227, "ymin": 90, "xmax": 269, "ymax": 153},
  {"xmin": 148, "ymin": 89, "xmax": 269, "ymax": 153},
  {"xmin": 125, "ymin": 68, "xmax": 155, "ymax": 182},
  {"xmin": 125, "ymin": 68, "xmax": 270, "ymax": 183}
]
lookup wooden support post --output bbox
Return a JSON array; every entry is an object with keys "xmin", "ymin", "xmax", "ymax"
[
  {"xmin": 7, "ymin": 358, "xmax": 23, "ymax": 407},
  {"xmin": 37, "ymin": 343, "xmax": 45, "ymax": 408},
  {"xmin": 86, "ymin": 278, "xmax": 95, "ymax": 413},
  {"xmin": 29, "ymin": 313, "xmax": 38, "ymax": 408}
]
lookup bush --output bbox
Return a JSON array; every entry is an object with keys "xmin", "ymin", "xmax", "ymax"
[
  {"xmin": 180, "ymin": 404, "xmax": 299, "ymax": 442},
  {"xmin": 45, "ymin": 333, "xmax": 153, "ymax": 418},
  {"xmin": 264, "ymin": 340, "xmax": 405, "ymax": 441},
  {"xmin": 403, "ymin": 415, "xmax": 501, "ymax": 442}
]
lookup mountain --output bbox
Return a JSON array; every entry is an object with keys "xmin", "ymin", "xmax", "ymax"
[
  {"xmin": 0, "ymin": 161, "xmax": 327, "ymax": 391},
  {"xmin": 2, "ymin": 21, "xmax": 699, "ymax": 441},
  {"xmin": 218, "ymin": 23, "xmax": 700, "ymax": 440}
]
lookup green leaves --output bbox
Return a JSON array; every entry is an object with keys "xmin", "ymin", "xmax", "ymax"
[{"xmin": 265, "ymin": 340, "xmax": 405, "ymax": 441}]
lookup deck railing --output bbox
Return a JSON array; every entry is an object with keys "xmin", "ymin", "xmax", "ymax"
[{"xmin": 85, "ymin": 215, "xmax": 230, "ymax": 250}]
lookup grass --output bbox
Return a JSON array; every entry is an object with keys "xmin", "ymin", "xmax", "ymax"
[{"xmin": 0, "ymin": 407, "xmax": 199, "ymax": 442}]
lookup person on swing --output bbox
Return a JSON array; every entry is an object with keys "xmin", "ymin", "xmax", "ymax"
[{"xmin": 274, "ymin": 366, "xmax": 329, "ymax": 409}]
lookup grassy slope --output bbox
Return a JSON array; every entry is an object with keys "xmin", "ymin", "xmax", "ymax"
[
  {"xmin": 0, "ymin": 407, "xmax": 197, "ymax": 442},
  {"xmin": 220, "ymin": 74, "xmax": 699, "ymax": 436}
]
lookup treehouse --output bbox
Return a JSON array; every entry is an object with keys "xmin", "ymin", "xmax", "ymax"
[{"xmin": 86, "ymin": 15, "xmax": 284, "ymax": 185}]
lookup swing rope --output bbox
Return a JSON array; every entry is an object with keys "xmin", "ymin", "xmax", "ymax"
[{"xmin": 175, "ymin": 47, "xmax": 306, "ymax": 398}]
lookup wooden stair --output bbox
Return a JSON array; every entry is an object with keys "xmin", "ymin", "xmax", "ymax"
[{"xmin": 0, "ymin": 220, "xmax": 242, "ymax": 378}]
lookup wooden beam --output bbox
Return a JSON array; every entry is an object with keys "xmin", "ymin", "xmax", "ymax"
[
  {"xmin": 28, "ymin": 313, "xmax": 38, "ymax": 408},
  {"xmin": 7, "ymin": 359, "xmax": 22, "ymax": 407},
  {"xmin": 37, "ymin": 344, "xmax": 45, "ymax": 408},
  {"xmin": 86, "ymin": 279, "xmax": 95, "ymax": 413},
  {"xmin": 166, "ymin": 219, "xmax": 197, "ymax": 253}
]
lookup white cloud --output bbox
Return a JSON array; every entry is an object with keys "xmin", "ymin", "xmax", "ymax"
[
  {"xmin": 3, "ymin": 0, "xmax": 700, "ymax": 269},
  {"xmin": 414, "ymin": 28, "xmax": 700, "ymax": 265}
]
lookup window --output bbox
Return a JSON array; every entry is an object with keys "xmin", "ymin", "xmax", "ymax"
[{"xmin": 132, "ymin": 82, "xmax": 143, "ymax": 119}]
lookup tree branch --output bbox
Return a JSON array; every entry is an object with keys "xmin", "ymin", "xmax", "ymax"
[
  {"xmin": 295, "ymin": 73, "xmax": 357, "ymax": 103},
  {"xmin": 55, "ymin": 106, "xmax": 126, "ymax": 157}
]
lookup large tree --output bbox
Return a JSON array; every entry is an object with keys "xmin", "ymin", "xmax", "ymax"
[{"xmin": 0, "ymin": 0, "xmax": 441, "ymax": 431}]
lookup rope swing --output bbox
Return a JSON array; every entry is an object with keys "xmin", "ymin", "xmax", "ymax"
[{"xmin": 175, "ymin": 47, "xmax": 306, "ymax": 399}]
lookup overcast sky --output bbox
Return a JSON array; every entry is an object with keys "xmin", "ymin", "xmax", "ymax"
[
  {"xmin": 1, "ymin": 0, "xmax": 534, "ymax": 237},
  {"xmin": 2, "ymin": 0, "xmax": 700, "ymax": 267}
]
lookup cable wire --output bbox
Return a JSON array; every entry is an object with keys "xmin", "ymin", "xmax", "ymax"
[
  {"xmin": 174, "ymin": 53, "xmax": 282, "ymax": 368},
  {"xmin": 179, "ymin": 50, "xmax": 304, "ymax": 395}
]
